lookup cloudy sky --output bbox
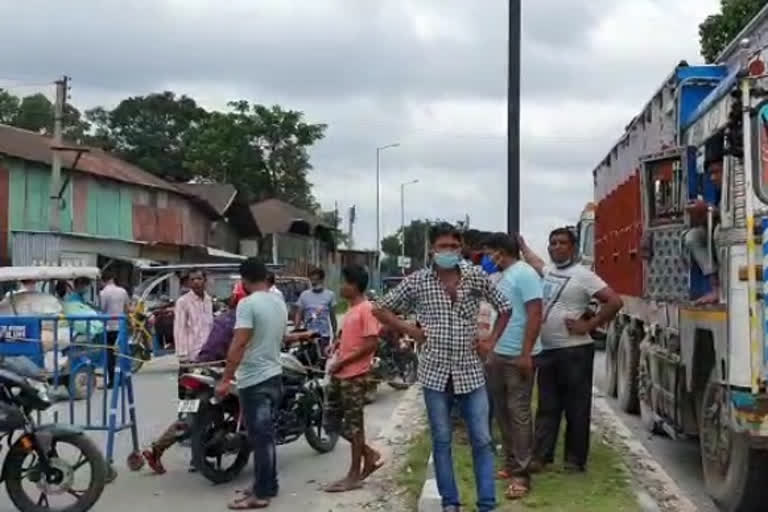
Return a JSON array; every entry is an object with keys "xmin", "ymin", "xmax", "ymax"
[{"xmin": 0, "ymin": 0, "xmax": 720, "ymax": 254}]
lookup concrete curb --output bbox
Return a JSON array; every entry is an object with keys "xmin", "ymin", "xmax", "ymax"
[
  {"xmin": 417, "ymin": 455, "xmax": 441, "ymax": 512},
  {"xmin": 415, "ymin": 387, "xmax": 696, "ymax": 512}
]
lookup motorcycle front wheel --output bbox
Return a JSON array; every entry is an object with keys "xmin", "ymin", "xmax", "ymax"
[
  {"xmin": 4, "ymin": 433, "xmax": 107, "ymax": 512},
  {"xmin": 304, "ymin": 388, "xmax": 339, "ymax": 454},
  {"xmin": 190, "ymin": 405, "xmax": 251, "ymax": 484}
]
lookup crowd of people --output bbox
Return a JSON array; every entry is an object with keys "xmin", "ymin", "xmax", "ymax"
[
  {"xmin": 374, "ymin": 222, "xmax": 622, "ymax": 512},
  {"xmin": 114, "ymin": 219, "xmax": 622, "ymax": 511}
]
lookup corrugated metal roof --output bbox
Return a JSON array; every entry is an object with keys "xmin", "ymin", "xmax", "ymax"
[
  {"xmin": 250, "ymin": 198, "xmax": 330, "ymax": 235},
  {"xmin": 177, "ymin": 183, "xmax": 237, "ymax": 215},
  {"xmin": 0, "ymin": 124, "xmax": 182, "ymax": 194}
]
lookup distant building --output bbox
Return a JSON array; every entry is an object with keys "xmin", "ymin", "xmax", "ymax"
[
  {"xmin": 250, "ymin": 198, "xmax": 335, "ymax": 276},
  {"xmin": 0, "ymin": 124, "xmax": 250, "ymax": 270}
]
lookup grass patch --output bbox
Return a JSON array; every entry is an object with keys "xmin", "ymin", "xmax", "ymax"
[
  {"xmin": 396, "ymin": 428, "xmax": 433, "ymax": 510},
  {"xmin": 453, "ymin": 426, "xmax": 641, "ymax": 511}
]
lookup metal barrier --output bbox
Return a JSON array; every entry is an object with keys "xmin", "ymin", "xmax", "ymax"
[{"xmin": 0, "ymin": 314, "xmax": 141, "ymax": 476}]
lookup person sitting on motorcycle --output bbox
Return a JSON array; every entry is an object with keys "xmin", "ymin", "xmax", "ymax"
[
  {"xmin": 324, "ymin": 264, "xmax": 384, "ymax": 493},
  {"xmin": 142, "ymin": 284, "xmax": 249, "ymax": 474}
]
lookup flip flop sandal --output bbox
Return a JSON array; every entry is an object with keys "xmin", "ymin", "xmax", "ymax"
[
  {"xmin": 361, "ymin": 459, "xmax": 385, "ymax": 480},
  {"xmin": 324, "ymin": 480, "xmax": 364, "ymax": 493},
  {"xmin": 505, "ymin": 478, "xmax": 530, "ymax": 500},
  {"xmin": 227, "ymin": 495, "xmax": 269, "ymax": 510}
]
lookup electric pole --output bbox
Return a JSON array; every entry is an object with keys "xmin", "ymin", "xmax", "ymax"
[
  {"xmin": 49, "ymin": 76, "xmax": 68, "ymax": 232},
  {"xmin": 508, "ymin": 1, "xmax": 521, "ymax": 234}
]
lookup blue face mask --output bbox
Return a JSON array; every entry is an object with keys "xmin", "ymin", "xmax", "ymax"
[
  {"xmin": 481, "ymin": 254, "xmax": 499, "ymax": 274},
  {"xmin": 433, "ymin": 251, "xmax": 461, "ymax": 269}
]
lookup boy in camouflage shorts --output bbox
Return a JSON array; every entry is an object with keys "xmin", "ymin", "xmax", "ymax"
[{"xmin": 324, "ymin": 264, "xmax": 384, "ymax": 492}]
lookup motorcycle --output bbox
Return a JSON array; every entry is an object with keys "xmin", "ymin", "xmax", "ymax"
[
  {"xmin": 179, "ymin": 345, "xmax": 338, "ymax": 484},
  {"xmin": 0, "ymin": 362, "xmax": 107, "ymax": 512},
  {"xmin": 370, "ymin": 331, "xmax": 418, "ymax": 392}
]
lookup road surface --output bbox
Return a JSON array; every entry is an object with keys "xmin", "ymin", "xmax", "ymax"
[
  {"xmin": 0, "ymin": 356, "xmax": 403, "ymax": 512},
  {"xmin": 593, "ymin": 351, "xmax": 717, "ymax": 512}
]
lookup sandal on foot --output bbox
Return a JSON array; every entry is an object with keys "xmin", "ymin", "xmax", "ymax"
[
  {"xmin": 228, "ymin": 495, "xmax": 269, "ymax": 510},
  {"xmin": 324, "ymin": 479, "xmax": 364, "ymax": 493},
  {"xmin": 142, "ymin": 449, "xmax": 166, "ymax": 475},
  {"xmin": 505, "ymin": 477, "xmax": 530, "ymax": 500}
]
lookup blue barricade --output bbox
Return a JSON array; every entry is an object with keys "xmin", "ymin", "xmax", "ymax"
[{"xmin": 0, "ymin": 314, "xmax": 141, "ymax": 473}]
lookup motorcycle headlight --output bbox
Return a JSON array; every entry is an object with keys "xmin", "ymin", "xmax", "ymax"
[{"xmin": 26, "ymin": 379, "xmax": 50, "ymax": 402}]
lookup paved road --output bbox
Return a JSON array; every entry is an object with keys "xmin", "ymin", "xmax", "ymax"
[
  {"xmin": 593, "ymin": 351, "xmax": 717, "ymax": 512},
  {"xmin": 0, "ymin": 357, "xmax": 403, "ymax": 512}
]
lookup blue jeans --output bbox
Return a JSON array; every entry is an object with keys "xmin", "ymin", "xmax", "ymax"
[
  {"xmin": 424, "ymin": 385, "xmax": 496, "ymax": 511},
  {"xmin": 240, "ymin": 376, "xmax": 282, "ymax": 498}
]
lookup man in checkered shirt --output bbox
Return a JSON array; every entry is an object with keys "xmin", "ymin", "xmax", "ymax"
[{"xmin": 375, "ymin": 223, "xmax": 512, "ymax": 512}]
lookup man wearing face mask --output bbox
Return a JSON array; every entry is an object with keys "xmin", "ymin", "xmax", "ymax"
[
  {"xmin": 520, "ymin": 228, "xmax": 622, "ymax": 473},
  {"xmin": 295, "ymin": 268, "xmax": 337, "ymax": 349},
  {"xmin": 374, "ymin": 223, "xmax": 512, "ymax": 512}
]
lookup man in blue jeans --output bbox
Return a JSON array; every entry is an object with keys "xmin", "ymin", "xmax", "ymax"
[
  {"xmin": 375, "ymin": 223, "xmax": 512, "ymax": 512},
  {"xmin": 216, "ymin": 259, "xmax": 288, "ymax": 510}
]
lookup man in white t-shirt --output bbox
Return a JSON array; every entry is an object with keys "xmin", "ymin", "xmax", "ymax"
[{"xmin": 520, "ymin": 228, "xmax": 622, "ymax": 473}]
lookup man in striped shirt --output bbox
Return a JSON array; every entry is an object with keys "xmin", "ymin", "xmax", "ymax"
[{"xmin": 174, "ymin": 269, "xmax": 214, "ymax": 397}]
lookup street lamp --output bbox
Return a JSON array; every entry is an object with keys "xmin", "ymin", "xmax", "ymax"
[
  {"xmin": 400, "ymin": 179, "xmax": 419, "ymax": 275},
  {"xmin": 376, "ymin": 142, "xmax": 400, "ymax": 287}
]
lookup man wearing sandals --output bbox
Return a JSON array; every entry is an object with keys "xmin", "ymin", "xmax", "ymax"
[
  {"xmin": 483, "ymin": 233, "xmax": 543, "ymax": 500},
  {"xmin": 520, "ymin": 229, "xmax": 622, "ymax": 473},
  {"xmin": 323, "ymin": 264, "xmax": 384, "ymax": 492},
  {"xmin": 375, "ymin": 223, "xmax": 512, "ymax": 512},
  {"xmin": 216, "ymin": 259, "xmax": 288, "ymax": 510}
]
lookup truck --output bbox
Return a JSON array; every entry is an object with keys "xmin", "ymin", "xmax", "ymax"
[{"xmin": 597, "ymin": 8, "xmax": 768, "ymax": 510}]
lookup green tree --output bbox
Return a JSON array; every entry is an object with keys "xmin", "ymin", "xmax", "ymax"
[
  {"xmin": 183, "ymin": 102, "xmax": 326, "ymax": 211},
  {"xmin": 13, "ymin": 93, "xmax": 53, "ymax": 132},
  {"xmin": 381, "ymin": 219, "xmax": 433, "ymax": 271},
  {"xmin": 0, "ymin": 90, "xmax": 90, "ymax": 141},
  {"xmin": 699, "ymin": 0, "xmax": 768, "ymax": 63},
  {"xmin": 85, "ymin": 91, "xmax": 207, "ymax": 181},
  {"xmin": 0, "ymin": 89, "xmax": 20, "ymax": 124}
]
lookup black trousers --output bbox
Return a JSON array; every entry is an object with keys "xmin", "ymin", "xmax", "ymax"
[
  {"xmin": 534, "ymin": 344, "xmax": 595, "ymax": 468},
  {"xmin": 106, "ymin": 331, "xmax": 119, "ymax": 388}
]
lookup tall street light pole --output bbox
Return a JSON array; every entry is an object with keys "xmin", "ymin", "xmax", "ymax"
[
  {"xmin": 376, "ymin": 142, "xmax": 400, "ymax": 287},
  {"xmin": 400, "ymin": 179, "xmax": 419, "ymax": 275},
  {"xmin": 508, "ymin": 0, "xmax": 521, "ymax": 234}
]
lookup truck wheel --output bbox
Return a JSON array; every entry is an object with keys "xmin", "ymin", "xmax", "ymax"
[
  {"xmin": 700, "ymin": 368, "xmax": 768, "ymax": 511},
  {"xmin": 604, "ymin": 322, "xmax": 620, "ymax": 397},
  {"xmin": 616, "ymin": 328, "xmax": 639, "ymax": 414},
  {"xmin": 638, "ymin": 351, "xmax": 660, "ymax": 434}
]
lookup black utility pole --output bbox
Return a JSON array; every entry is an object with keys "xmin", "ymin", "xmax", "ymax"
[{"xmin": 507, "ymin": 0, "xmax": 521, "ymax": 234}]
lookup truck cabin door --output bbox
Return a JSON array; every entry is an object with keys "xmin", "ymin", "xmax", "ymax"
[{"xmin": 641, "ymin": 151, "xmax": 690, "ymax": 303}]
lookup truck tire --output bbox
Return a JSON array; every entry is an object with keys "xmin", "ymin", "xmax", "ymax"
[
  {"xmin": 616, "ymin": 328, "xmax": 639, "ymax": 414},
  {"xmin": 603, "ymin": 322, "xmax": 620, "ymax": 397},
  {"xmin": 700, "ymin": 368, "xmax": 768, "ymax": 511}
]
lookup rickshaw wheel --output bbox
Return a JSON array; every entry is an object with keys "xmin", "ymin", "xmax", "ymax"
[{"xmin": 127, "ymin": 451, "xmax": 145, "ymax": 471}]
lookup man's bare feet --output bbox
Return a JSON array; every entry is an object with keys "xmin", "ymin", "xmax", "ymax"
[
  {"xmin": 324, "ymin": 478, "xmax": 364, "ymax": 493},
  {"xmin": 361, "ymin": 450, "xmax": 384, "ymax": 480}
]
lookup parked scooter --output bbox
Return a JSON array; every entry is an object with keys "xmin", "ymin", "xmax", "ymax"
[
  {"xmin": 0, "ymin": 361, "xmax": 107, "ymax": 512},
  {"xmin": 180, "ymin": 347, "xmax": 337, "ymax": 484}
]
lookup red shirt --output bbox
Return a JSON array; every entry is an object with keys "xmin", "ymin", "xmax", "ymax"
[{"xmin": 335, "ymin": 300, "xmax": 381, "ymax": 379}]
